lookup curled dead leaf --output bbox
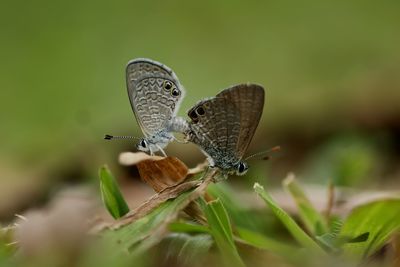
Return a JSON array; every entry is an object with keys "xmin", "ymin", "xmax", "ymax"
[
  {"xmin": 137, "ymin": 157, "xmax": 189, "ymax": 192},
  {"xmin": 119, "ymin": 152, "xmax": 208, "ymax": 192},
  {"xmin": 119, "ymin": 152, "xmax": 163, "ymax": 165}
]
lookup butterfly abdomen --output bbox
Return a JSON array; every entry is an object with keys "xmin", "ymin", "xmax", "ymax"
[{"xmin": 169, "ymin": 117, "xmax": 189, "ymax": 133}]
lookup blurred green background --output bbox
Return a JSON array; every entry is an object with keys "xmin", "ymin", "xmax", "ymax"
[{"xmin": 1, "ymin": 0, "xmax": 400, "ymax": 219}]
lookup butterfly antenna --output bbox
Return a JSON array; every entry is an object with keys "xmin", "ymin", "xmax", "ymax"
[
  {"xmin": 245, "ymin": 145, "xmax": 281, "ymax": 161},
  {"xmin": 104, "ymin": 134, "xmax": 140, "ymax": 140}
]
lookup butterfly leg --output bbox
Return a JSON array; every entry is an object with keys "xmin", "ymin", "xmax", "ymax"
[
  {"xmin": 156, "ymin": 144, "xmax": 167, "ymax": 157},
  {"xmin": 149, "ymin": 146, "xmax": 154, "ymax": 156}
]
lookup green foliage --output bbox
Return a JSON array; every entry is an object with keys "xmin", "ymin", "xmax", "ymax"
[
  {"xmin": 7, "ymin": 167, "xmax": 398, "ymax": 267},
  {"xmin": 0, "ymin": 225, "xmax": 16, "ymax": 264},
  {"xmin": 283, "ymin": 175, "xmax": 328, "ymax": 235},
  {"xmin": 95, "ymin": 168, "xmax": 400, "ymax": 267},
  {"xmin": 206, "ymin": 183, "xmax": 272, "ymax": 233},
  {"xmin": 340, "ymin": 199, "xmax": 400, "ymax": 260},
  {"xmin": 254, "ymin": 178, "xmax": 400, "ymax": 265},
  {"xmin": 169, "ymin": 222, "xmax": 210, "ymax": 234},
  {"xmin": 254, "ymin": 183, "xmax": 325, "ymax": 255},
  {"xmin": 102, "ymin": 190, "xmax": 195, "ymax": 256},
  {"xmin": 236, "ymin": 227, "xmax": 299, "ymax": 258},
  {"xmin": 99, "ymin": 165, "xmax": 130, "ymax": 219},
  {"xmin": 198, "ymin": 198, "xmax": 245, "ymax": 267}
]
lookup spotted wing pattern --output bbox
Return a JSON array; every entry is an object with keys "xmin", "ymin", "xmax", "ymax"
[
  {"xmin": 187, "ymin": 96, "xmax": 242, "ymax": 167},
  {"xmin": 216, "ymin": 84, "xmax": 265, "ymax": 158},
  {"xmin": 126, "ymin": 59, "xmax": 185, "ymax": 136}
]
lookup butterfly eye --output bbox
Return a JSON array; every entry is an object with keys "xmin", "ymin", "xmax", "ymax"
[
  {"xmin": 237, "ymin": 162, "xmax": 248, "ymax": 175},
  {"xmin": 163, "ymin": 81, "xmax": 173, "ymax": 91},
  {"xmin": 140, "ymin": 139, "xmax": 147, "ymax": 148},
  {"xmin": 195, "ymin": 106, "xmax": 205, "ymax": 116},
  {"xmin": 171, "ymin": 88, "xmax": 180, "ymax": 97}
]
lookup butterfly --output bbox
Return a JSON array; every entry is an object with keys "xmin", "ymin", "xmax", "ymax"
[
  {"xmin": 106, "ymin": 58, "xmax": 188, "ymax": 156},
  {"xmin": 185, "ymin": 83, "xmax": 265, "ymax": 178}
]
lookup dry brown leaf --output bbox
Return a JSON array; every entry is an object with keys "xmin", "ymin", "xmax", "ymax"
[
  {"xmin": 119, "ymin": 152, "xmax": 209, "ymax": 192},
  {"xmin": 118, "ymin": 152, "xmax": 163, "ymax": 165},
  {"xmin": 137, "ymin": 157, "xmax": 189, "ymax": 192},
  {"xmin": 112, "ymin": 152, "xmax": 213, "ymax": 227}
]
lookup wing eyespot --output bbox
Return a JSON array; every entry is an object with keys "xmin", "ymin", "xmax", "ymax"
[
  {"xmin": 163, "ymin": 80, "xmax": 173, "ymax": 91},
  {"xmin": 171, "ymin": 87, "xmax": 180, "ymax": 97},
  {"xmin": 189, "ymin": 109, "xmax": 199, "ymax": 123},
  {"xmin": 195, "ymin": 106, "xmax": 205, "ymax": 116}
]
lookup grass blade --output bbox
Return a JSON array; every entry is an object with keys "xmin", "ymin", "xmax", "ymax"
[
  {"xmin": 237, "ymin": 227, "xmax": 299, "ymax": 256},
  {"xmin": 99, "ymin": 165, "xmax": 130, "ymax": 219},
  {"xmin": 254, "ymin": 183, "xmax": 325, "ymax": 255},
  {"xmin": 283, "ymin": 174, "xmax": 328, "ymax": 235},
  {"xmin": 199, "ymin": 198, "xmax": 245, "ymax": 267},
  {"xmin": 169, "ymin": 222, "xmax": 210, "ymax": 234}
]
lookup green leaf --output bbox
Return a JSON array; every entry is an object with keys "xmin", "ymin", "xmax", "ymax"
[
  {"xmin": 207, "ymin": 183, "xmax": 272, "ymax": 233},
  {"xmin": 254, "ymin": 183, "xmax": 325, "ymax": 256},
  {"xmin": 315, "ymin": 232, "xmax": 340, "ymax": 251},
  {"xmin": 99, "ymin": 165, "xmax": 130, "ymax": 219},
  {"xmin": 169, "ymin": 222, "xmax": 210, "ymax": 234},
  {"xmin": 316, "ymin": 221, "xmax": 367, "ymax": 251},
  {"xmin": 237, "ymin": 227, "xmax": 300, "ymax": 256},
  {"xmin": 283, "ymin": 175, "xmax": 328, "ymax": 235},
  {"xmin": 0, "ymin": 225, "xmax": 16, "ymax": 260},
  {"xmin": 199, "ymin": 198, "xmax": 245, "ymax": 267},
  {"xmin": 104, "ymin": 191, "xmax": 190, "ymax": 253},
  {"xmin": 102, "ymin": 171, "xmax": 214, "ymax": 257},
  {"xmin": 340, "ymin": 198, "xmax": 400, "ymax": 260},
  {"xmin": 103, "ymin": 184, "xmax": 207, "ymax": 257}
]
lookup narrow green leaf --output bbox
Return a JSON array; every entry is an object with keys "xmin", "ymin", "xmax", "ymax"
[
  {"xmin": 99, "ymin": 165, "xmax": 130, "ymax": 219},
  {"xmin": 169, "ymin": 222, "xmax": 210, "ymax": 234},
  {"xmin": 207, "ymin": 183, "xmax": 271, "ymax": 232},
  {"xmin": 199, "ymin": 198, "xmax": 245, "ymax": 267},
  {"xmin": 283, "ymin": 175, "xmax": 328, "ymax": 235},
  {"xmin": 340, "ymin": 198, "xmax": 400, "ymax": 260},
  {"xmin": 254, "ymin": 183, "xmax": 325, "ymax": 255},
  {"xmin": 237, "ymin": 227, "xmax": 299, "ymax": 256}
]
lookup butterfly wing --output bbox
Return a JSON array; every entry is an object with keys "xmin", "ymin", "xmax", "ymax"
[
  {"xmin": 126, "ymin": 58, "xmax": 185, "ymax": 136},
  {"xmin": 216, "ymin": 84, "xmax": 265, "ymax": 158},
  {"xmin": 187, "ymin": 96, "xmax": 241, "ymax": 166}
]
